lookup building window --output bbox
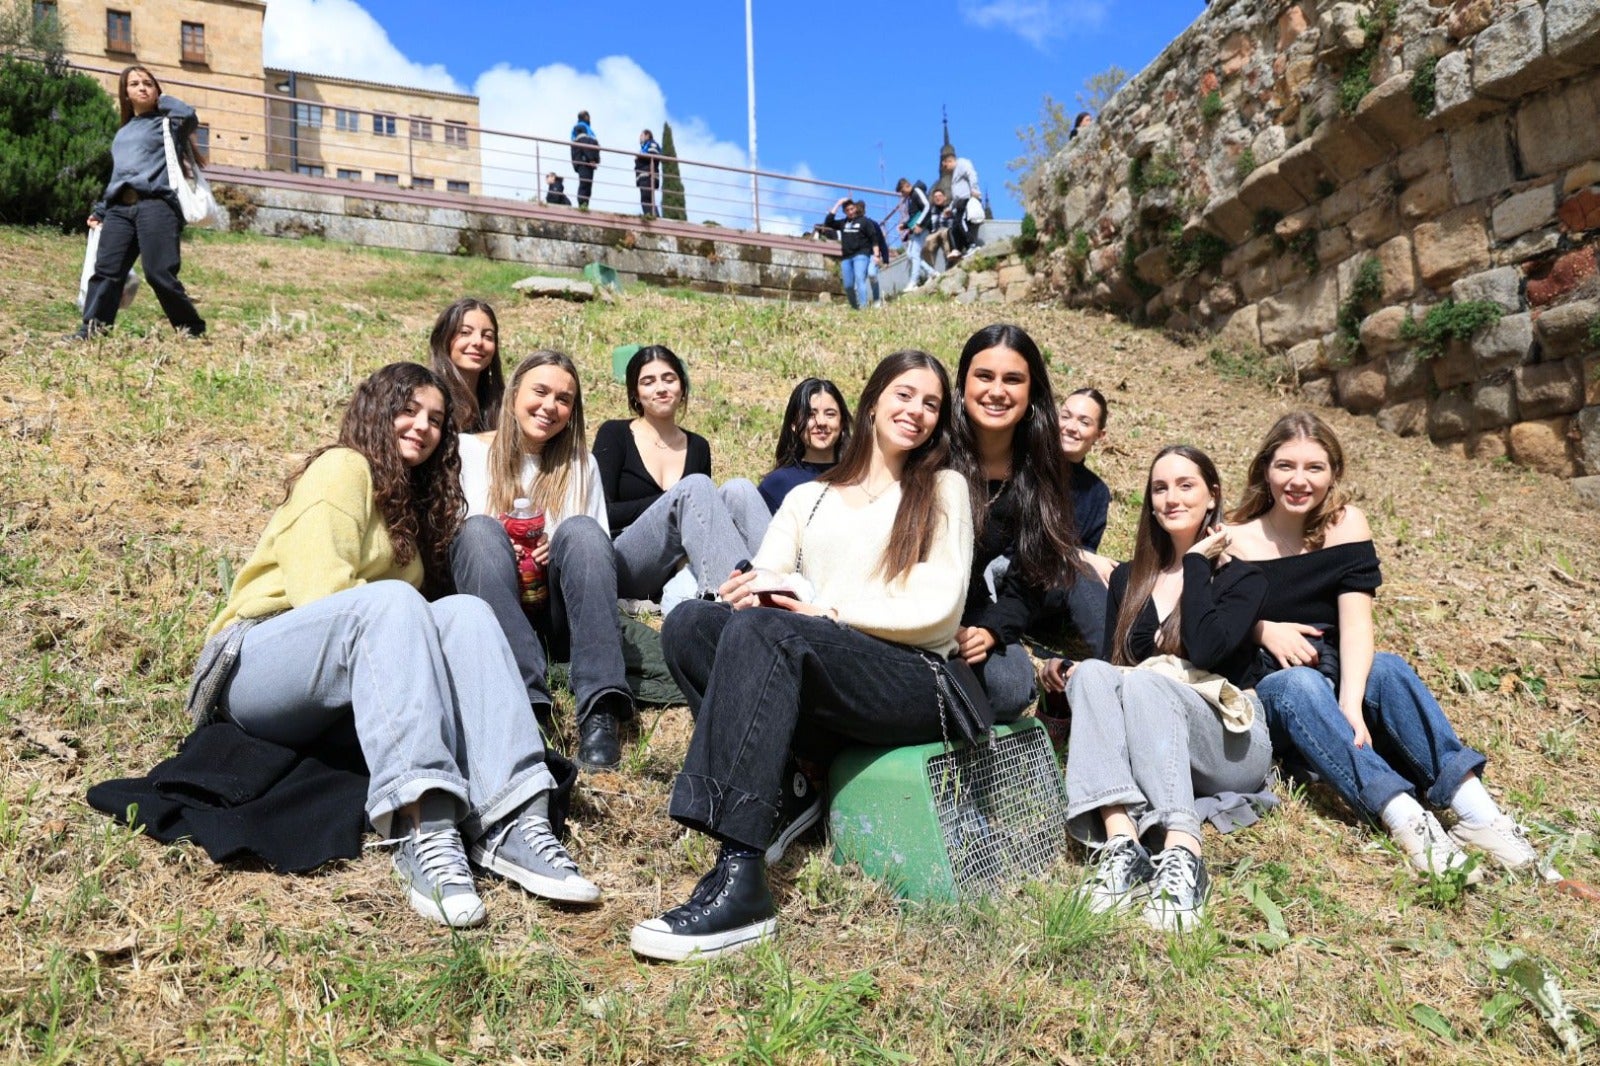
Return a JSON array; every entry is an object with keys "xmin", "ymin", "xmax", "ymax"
[
  {"xmin": 409, "ymin": 117, "xmax": 433, "ymax": 141},
  {"xmin": 194, "ymin": 124, "xmax": 210, "ymax": 155},
  {"xmin": 294, "ymin": 103, "xmax": 323, "ymax": 129},
  {"xmin": 294, "ymin": 164, "xmax": 324, "ymax": 177},
  {"xmin": 106, "ymin": 10, "xmax": 132, "ymax": 52},
  {"xmin": 444, "ymin": 121, "xmax": 468, "ymax": 147},
  {"xmin": 447, "ymin": 180, "xmax": 470, "ymax": 194},
  {"xmin": 372, "ymin": 113, "xmax": 396, "ymax": 137},
  {"xmin": 337, "ymin": 168, "xmax": 361, "ymax": 181},
  {"xmin": 334, "ymin": 109, "xmax": 359, "ymax": 132},
  {"xmin": 374, "ymin": 172, "xmax": 399, "ymax": 185},
  {"xmin": 32, "ymin": 2, "xmax": 57, "ymax": 29},
  {"xmin": 411, "ymin": 177, "xmax": 434, "ymax": 190},
  {"xmin": 180, "ymin": 21, "xmax": 205, "ymax": 63}
]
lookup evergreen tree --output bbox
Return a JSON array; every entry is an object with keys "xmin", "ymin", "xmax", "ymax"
[{"xmin": 660, "ymin": 121, "xmax": 687, "ymax": 222}]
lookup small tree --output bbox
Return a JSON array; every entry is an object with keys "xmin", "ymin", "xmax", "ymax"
[
  {"xmin": 659, "ymin": 121, "xmax": 687, "ymax": 222},
  {"xmin": 1008, "ymin": 64, "xmax": 1130, "ymax": 199},
  {"xmin": 0, "ymin": 0, "xmax": 65, "ymax": 69},
  {"xmin": 1078, "ymin": 63, "xmax": 1129, "ymax": 116}
]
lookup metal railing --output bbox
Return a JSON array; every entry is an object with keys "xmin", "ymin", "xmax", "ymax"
[{"xmin": 65, "ymin": 60, "xmax": 908, "ymax": 240}]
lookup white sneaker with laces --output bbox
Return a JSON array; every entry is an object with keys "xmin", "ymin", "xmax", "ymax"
[
  {"xmin": 1449, "ymin": 815, "xmax": 1538, "ymax": 871},
  {"xmin": 1392, "ymin": 811, "xmax": 1484, "ymax": 882}
]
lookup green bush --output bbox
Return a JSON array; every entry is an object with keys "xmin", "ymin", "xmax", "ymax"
[
  {"xmin": 0, "ymin": 58, "xmax": 117, "ymax": 231},
  {"xmin": 1201, "ymin": 90, "xmax": 1224, "ymax": 123},
  {"xmin": 1337, "ymin": 257, "xmax": 1384, "ymax": 347},
  {"xmin": 1400, "ymin": 299, "xmax": 1504, "ymax": 357},
  {"xmin": 1234, "ymin": 147, "xmax": 1257, "ymax": 182},
  {"xmin": 1410, "ymin": 56, "xmax": 1440, "ymax": 117}
]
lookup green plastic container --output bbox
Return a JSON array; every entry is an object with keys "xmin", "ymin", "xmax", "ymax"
[
  {"xmin": 610, "ymin": 343, "xmax": 641, "ymax": 382},
  {"xmin": 582, "ymin": 261, "xmax": 621, "ymax": 291},
  {"xmin": 827, "ymin": 718, "xmax": 1070, "ymax": 902}
]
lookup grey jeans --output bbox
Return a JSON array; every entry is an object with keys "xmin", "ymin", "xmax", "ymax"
[
  {"xmin": 613, "ymin": 475, "xmax": 769, "ymax": 599},
  {"xmin": 1064, "ymin": 659, "xmax": 1271, "ymax": 845},
  {"xmin": 220, "ymin": 581, "xmax": 556, "ymax": 842}
]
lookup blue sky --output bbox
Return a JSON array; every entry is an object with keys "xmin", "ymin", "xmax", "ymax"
[{"xmin": 263, "ymin": 0, "xmax": 1203, "ymax": 225}]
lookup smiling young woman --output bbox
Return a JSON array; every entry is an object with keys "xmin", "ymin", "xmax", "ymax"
[
  {"xmin": 1227, "ymin": 411, "xmax": 1539, "ymax": 883},
  {"xmin": 427, "ymin": 297, "xmax": 505, "ymax": 432},
  {"xmin": 757, "ymin": 377, "xmax": 853, "ymax": 513},
  {"xmin": 178, "ymin": 363, "xmax": 592, "ymax": 927},
  {"xmin": 631, "ymin": 350, "xmax": 973, "ymax": 963}
]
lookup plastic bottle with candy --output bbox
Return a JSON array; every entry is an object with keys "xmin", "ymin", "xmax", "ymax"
[{"xmin": 501, "ymin": 497, "xmax": 548, "ymax": 608}]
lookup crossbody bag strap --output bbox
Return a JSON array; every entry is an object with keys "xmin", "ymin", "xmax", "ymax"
[{"xmin": 793, "ymin": 484, "xmax": 828, "ymax": 575}]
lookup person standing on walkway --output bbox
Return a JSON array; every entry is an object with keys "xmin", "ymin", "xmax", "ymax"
[
  {"xmin": 635, "ymin": 130, "xmax": 663, "ymax": 218},
  {"xmin": 74, "ymin": 65, "xmax": 206, "ymax": 339},
  {"xmin": 896, "ymin": 178, "xmax": 939, "ymax": 288},
  {"xmin": 570, "ymin": 111, "xmax": 599, "ymax": 209},
  {"xmin": 819, "ymin": 197, "xmax": 886, "ymax": 310},
  {"xmin": 940, "ymin": 145, "xmax": 982, "ymax": 263}
]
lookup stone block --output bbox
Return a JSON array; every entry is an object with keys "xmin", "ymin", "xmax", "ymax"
[
  {"xmin": 1572, "ymin": 475, "xmax": 1600, "ymax": 506},
  {"xmin": 1526, "ymin": 247, "xmax": 1598, "ymax": 306},
  {"xmin": 1586, "ymin": 356, "xmax": 1600, "ymax": 405},
  {"xmin": 1494, "ymin": 227, "xmax": 1562, "ymax": 266},
  {"xmin": 1509, "ymin": 417, "xmax": 1578, "ymax": 476},
  {"xmin": 1431, "ymin": 341, "xmax": 1478, "ymax": 389},
  {"xmin": 1432, "ymin": 49, "xmax": 1496, "ymax": 124},
  {"xmin": 1274, "ymin": 206, "xmax": 1319, "ymax": 240},
  {"xmin": 1449, "ymin": 118, "xmax": 1515, "ymax": 204},
  {"xmin": 1003, "ymin": 282, "xmax": 1032, "ymax": 303},
  {"xmin": 1301, "ymin": 375, "xmax": 1336, "ymax": 407},
  {"xmin": 1492, "ymin": 182, "xmax": 1558, "ymax": 242},
  {"xmin": 1428, "ymin": 386, "xmax": 1474, "ymax": 439},
  {"xmin": 1349, "ymin": 202, "xmax": 1400, "ymax": 247},
  {"xmin": 1468, "ymin": 430, "xmax": 1511, "ymax": 461},
  {"xmin": 1318, "ymin": 226, "xmax": 1354, "ymax": 265},
  {"xmin": 1217, "ymin": 304, "xmax": 1262, "ymax": 350},
  {"xmin": 1239, "ymin": 261, "xmax": 1279, "ymax": 301},
  {"xmin": 1449, "ymin": 0, "xmax": 1493, "ymax": 41},
  {"xmin": 1577, "ymin": 405, "xmax": 1600, "ymax": 474},
  {"xmin": 1397, "ymin": 137, "xmax": 1447, "ymax": 183},
  {"xmin": 1473, "ymin": 5, "xmax": 1577, "ymax": 101},
  {"xmin": 1338, "ymin": 362, "xmax": 1388, "ymax": 414},
  {"xmin": 939, "ymin": 269, "xmax": 968, "ymax": 296},
  {"xmin": 1565, "ymin": 161, "xmax": 1600, "ymax": 195},
  {"xmin": 1309, "ymin": 117, "xmax": 1388, "ymax": 183},
  {"xmin": 1474, "ymin": 312, "xmax": 1534, "ymax": 372},
  {"xmin": 1451, "ymin": 266, "xmax": 1522, "ymax": 313},
  {"xmin": 1401, "ymin": 171, "xmax": 1454, "ymax": 222},
  {"xmin": 955, "ymin": 286, "xmax": 979, "ymax": 305},
  {"xmin": 1516, "ymin": 359, "xmax": 1585, "ymax": 419},
  {"xmin": 1259, "ymin": 272, "xmax": 1339, "ymax": 347},
  {"xmin": 1549, "ymin": 0, "xmax": 1600, "ymax": 66},
  {"xmin": 1376, "ymin": 236, "xmax": 1417, "ymax": 302},
  {"xmin": 1355, "ymin": 74, "xmax": 1434, "ymax": 152},
  {"xmin": 512, "ymin": 276, "xmax": 597, "ymax": 301},
  {"xmin": 997, "ymin": 263, "xmax": 1031, "ymax": 287},
  {"xmin": 970, "ymin": 270, "xmax": 1001, "ymax": 293},
  {"xmin": 978, "ymin": 289, "xmax": 1006, "ymax": 304},
  {"xmin": 1205, "ymin": 282, "xmax": 1241, "ymax": 317},
  {"xmin": 1237, "ymin": 158, "xmax": 1309, "ymax": 217},
  {"xmin": 1360, "ymin": 306, "xmax": 1410, "ymax": 358},
  {"xmin": 1413, "ymin": 206, "xmax": 1490, "ymax": 290},
  {"xmin": 1516, "ymin": 70, "xmax": 1600, "ymax": 178},
  {"xmin": 1376, "ymin": 399, "xmax": 1429, "ymax": 437},
  {"xmin": 1558, "ymin": 189, "xmax": 1600, "ymax": 233},
  {"xmin": 1288, "ymin": 339, "xmax": 1327, "ymax": 374},
  {"xmin": 1471, "ymin": 375, "xmax": 1519, "ymax": 429},
  {"xmin": 1276, "ymin": 141, "xmax": 1336, "ymax": 203},
  {"xmin": 1240, "ymin": 234, "xmax": 1278, "ymax": 267},
  {"xmin": 1387, "ymin": 346, "xmax": 1432, "ymax": 399},
  {"xmin": 1201, "ymin": 192, "xmax": 1256, "ymax": 245},
  {"xmin": 1533, "ymin": 299, "xmax": 1599, "ymax": 358}
]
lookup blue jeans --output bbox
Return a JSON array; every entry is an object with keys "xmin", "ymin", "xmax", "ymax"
[
  {"xmin": 839, "ymin": 254, "xmax": 872, "ymax": 309},
  {"xmin": 221, "ymin": 582, "xmax": 556, "ymax": 841},
  {"xmin": 1257, "ymin": 653, "xmax": 1486, "ymax": 820},
  {"xmin": 905, "ymin": 232, "xmax": 936, "ymax": 285}
]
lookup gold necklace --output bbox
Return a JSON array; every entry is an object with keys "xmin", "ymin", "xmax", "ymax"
[{"xmin": 860, "ymin": 477, "xmax": 894, "ymax": 503}]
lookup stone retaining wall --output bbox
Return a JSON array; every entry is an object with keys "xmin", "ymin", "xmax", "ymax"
[
  {"xmin": 210, "ymin": 180, "xmax": 839, "ymax": 302},
  {"xmin": 1026, "ymin": 0, "xmax": 1600, "ymax": 500}
]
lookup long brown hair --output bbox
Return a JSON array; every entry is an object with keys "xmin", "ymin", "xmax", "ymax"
[
  {"xmin": 950, "ymin": 323, "xmax": 1080, "ymax": 591},
  {"xmin": 1109, "ymin": 445, "xmax": 1225, "ymax": 666},
  {"xmin": 1228, "ymin": 411, "xmax": 1350, "ymax": 550},
  {"xmin": 427, "ymin": 297, "xmax": 505, "ymax": 432},
  {"xmin": 485, "ymin": 351, "xmax": 590, "ymax": 518},
  {"xmin": 286, "ymin": 364, "xmax": 464, "ymax": 593},
  {"xmin": 116, "ymin": 65, "xmax": 162, "ymax": 125},
  {"xmin": 819, "ymin": 350, "xmax": 954, "ymax": 583}
]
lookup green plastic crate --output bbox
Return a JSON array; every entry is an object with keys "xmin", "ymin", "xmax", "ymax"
[{"xmin": 827, "ymin": 718, "xmax": 1070, "ymax": 902}]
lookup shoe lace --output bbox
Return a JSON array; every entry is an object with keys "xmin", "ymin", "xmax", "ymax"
[
  {"xmin": 411, "ymin": 828, "xmax": 474, "ymax": 892},
  {"xmin": 517, "ymin": 816, "xmax": 578, "ymax": 873},
  {"xmin": 1150, "ymin": 848, "xmax": 1198, "ymax": 903},
  {"xmin": 1092, "ymin": 839, "xmax": 1138, "ymax": 889}
]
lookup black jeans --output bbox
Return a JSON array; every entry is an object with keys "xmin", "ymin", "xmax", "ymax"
[
  {"xmin": 450, "ymin": 515, "xmax": 633, "ymax": 724},
  {"xmin": 575, "ymin": 165, "xmax": 595, "ymax": 208},
  {"xmin": 662, "ymin": 600, "xmax": 948, "ymax": 851},
  {"xmin": 84, "ymin": 198, "xmax": 205, "ymax": 335},
  {"xmin": 950, "ymin": 199, "xmax": 980, "ymax": 254},
  {"xmin": 637, "ymin": 173, "xmax": 658, "ymax": 217}
]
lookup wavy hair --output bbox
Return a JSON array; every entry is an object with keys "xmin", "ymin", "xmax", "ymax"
[
  {"xmin": 286, "ymin": 363, "xmax": 464, "ymax": 594},
  {"xmin": 819, "ymin": 351, "xmax": 954, "ymax": 583},
  {"xmin": 427, "ymin": 297, "xmax": 505, "ymax": 433},
  {"xmin": 625, "ymin": 345, "xmax": 690, "ymax": 416},
  {"xmin": 486, "ymin": 351, "xmax": 590, "ymax": 519},
  {"xmin": 950, "ymin": 323, "xmax": 1079, "ymax": 591},
  {"xmin": 771, "ymin": 377, "xmax": 852, "ymax": 470},
  {"xmin": 1108, "ymin": 445, "xmax": 1225, "ymax": 666},
  {"xmin": 1228, "ymin": 411, "xmax": 1350, "ymax": 550},
  {"xmin": 117, "ymin": 66, "xmax": 163, "ymax": 125}
]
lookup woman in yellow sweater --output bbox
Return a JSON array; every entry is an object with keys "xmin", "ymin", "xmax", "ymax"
[
  {"xmin": 193, "ymin": 363, "xmax": 596, "ymax": 928},
  {"xmin": 631, "ymin": 350, "xmax": 974, "ymax": 961}
]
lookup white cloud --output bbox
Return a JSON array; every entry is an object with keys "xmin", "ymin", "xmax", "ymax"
[
  {"xmin": 262, "ymin": 0, "xmax": 463, "ymax": 92},
  {"xmin": 958, "ymin": 0, "xmax": 1110, "ymax": 48},
  {"xmin": 260, "ymin": 1, "xmax": 829, "ymax": 233}
]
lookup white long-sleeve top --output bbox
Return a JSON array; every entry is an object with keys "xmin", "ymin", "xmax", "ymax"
[
  {"xmin": 457, "ymin": 432, "xmax": 610, "ymax": 533},
  {"xmin": 752, "ymin": 469, "xmax": 973, "ymax": 655}
]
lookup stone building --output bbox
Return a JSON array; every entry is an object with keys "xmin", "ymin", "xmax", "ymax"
[{"xmin": 39, "ymin": 0, "xmax": 481, "ymax": 190}]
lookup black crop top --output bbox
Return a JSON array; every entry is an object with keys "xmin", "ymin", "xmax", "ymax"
[
  {"xmin": 1252, "ymin": 540, "xmax": 1383, "ymax": 648},
  {"xmin": 1103, "ymin": 554, "xmax": 1266, "ymax": 687}
]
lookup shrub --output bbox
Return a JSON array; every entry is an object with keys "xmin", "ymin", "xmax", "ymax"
[
  {"xmin": 1410, "ymin": 56, "xmax": 1439, "ymax": 117},
  {"xmin": 1234, "ymin": 147, "xmax": 1257, "ymax": 182},
  {"xmin": 1400, "ymin": 299, "xmax": 1504, "ymax": 357},
  {"xmin": 0, "ymin": 58, "xmax": 118, "ymax": 230},
  {"xmin": 1201, "ymin": 90, "xmax": 1224, "ymax": 124},
  {"xmin": 1337, "ymin": 257, "xmax": 1384, "ymax": 349}
]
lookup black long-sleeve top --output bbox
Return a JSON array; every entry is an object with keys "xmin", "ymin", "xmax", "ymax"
[
  {"xmin": 591, "ymin": 419, "xmax": 713, "ymax": 537},
  {"xmin": 961, "ymin": 480, "xmax": 1045, "ymax": 645},
  {"xmin": 1238, "ymin": 539, "xmax": 1383, "ymax": 688},
  {"xmin": 1103, "ymin": 553, "xmax": 1267, "ymax": 687},
  {"xmin": 820, "ymin": 212, "xmax": 887, "ymax": 259}
]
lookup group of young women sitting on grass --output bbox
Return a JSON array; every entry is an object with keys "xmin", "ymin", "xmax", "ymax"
[{"xmin": 163, "ymin": 299, "xmax": 1540, "ymax": 957}]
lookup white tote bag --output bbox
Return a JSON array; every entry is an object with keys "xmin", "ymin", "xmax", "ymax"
[
  {"xmin": 76, "ymin": 226, "xmax": 141, "ymax": 312},
  {"xmin": 964, "ymin": 195, "xmax": 986, "ymax": 225},
  {"xmin": 161, "ymin": 118, "xmax": 225, "ymax": 229}
]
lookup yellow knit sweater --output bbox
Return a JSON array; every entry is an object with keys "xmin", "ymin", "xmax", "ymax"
[{"xmin": 207, "ymin": 448, "xmax": 422, "ymax": 637}]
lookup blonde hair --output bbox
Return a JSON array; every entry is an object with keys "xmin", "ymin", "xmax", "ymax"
[
  {"xmin": 485, "ymin": 351, "xmax": 590, "ymax": 519},
  {"xmin": 1229, "ymin": 411, "xmax": 1350, "ymax": 550}
]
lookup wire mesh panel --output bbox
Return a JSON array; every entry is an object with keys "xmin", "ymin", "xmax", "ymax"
[{"xmin": 927, "ymin": 724, "xmax": 1070, "ymax": 898}]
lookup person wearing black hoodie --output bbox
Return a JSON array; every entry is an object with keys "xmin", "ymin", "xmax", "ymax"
[
  {"xmin": 570, "ymin": 111, "xmax": 599, "ymax": 209},
  {"xmin": 818, "ymin": 197, "xmax": 885, "ymax": 310}
]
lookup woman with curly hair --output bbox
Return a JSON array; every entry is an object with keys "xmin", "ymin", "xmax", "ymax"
[
  {"xmin": 427, "ymin": 297, "xmax": 505, "ymax": 432},
  {"xmin": 192, "ymin": 363, "xmax": 595, "ymax": 928}
]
